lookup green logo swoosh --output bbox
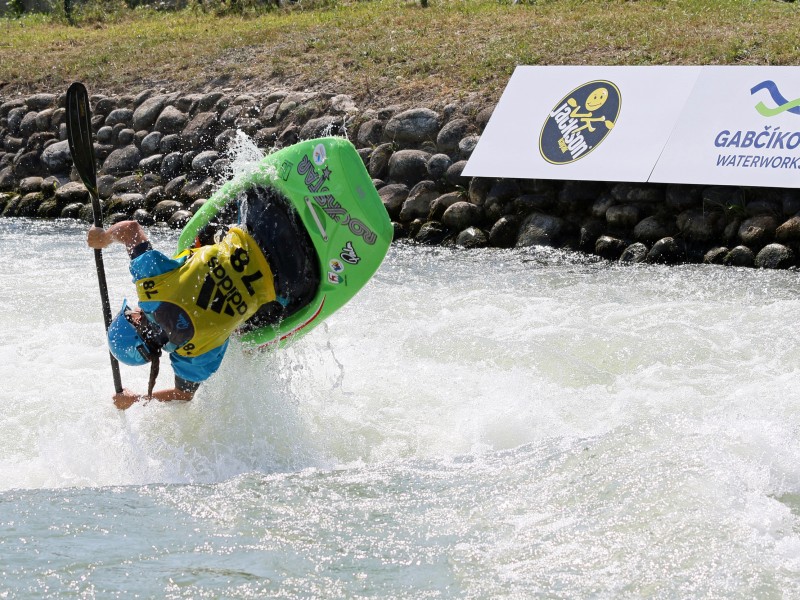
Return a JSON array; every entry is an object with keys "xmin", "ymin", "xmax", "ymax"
[{"xmin": 755, "ymin": 97, "xmax": 800, "ymax": 117}]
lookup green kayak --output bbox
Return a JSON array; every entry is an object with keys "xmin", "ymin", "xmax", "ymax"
[{"xmin": 177, "ymin": 137, "xmax": 392, "ymax": 350}]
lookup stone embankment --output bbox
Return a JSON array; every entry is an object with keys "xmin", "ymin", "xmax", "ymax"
[{"xmin": 2, "ymin": 88, "xmax": 800, "ymax": 269}]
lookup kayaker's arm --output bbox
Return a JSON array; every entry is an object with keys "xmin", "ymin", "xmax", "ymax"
[
  {"xmin": 87, "ymin": 220, "xmax": 149, "ymax": 254},
  {"xmin": 113, "ymin": 387, "xmax": 195, "ymax": 411},
  {"xmin": 150, "ymin": 387, "xmax": 195, "ymax": 403}
]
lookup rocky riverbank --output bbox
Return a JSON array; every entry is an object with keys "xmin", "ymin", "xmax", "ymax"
[{"xmin": 2, "ymin": 88, "xmax": 800, "ymax": 269}]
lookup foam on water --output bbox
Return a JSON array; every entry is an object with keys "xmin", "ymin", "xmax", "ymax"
[
  {"xmin": 3, "ymin": 220, "xmax": 800, "ymax": 596},
  {"xmin": 3, "ymin": 223, "xmax": 800, "ymax": 489}
]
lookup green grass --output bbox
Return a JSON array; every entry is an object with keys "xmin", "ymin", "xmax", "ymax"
[{"xmin": 1, "ymin": 0, "xmax": 799, "ymax": 108}]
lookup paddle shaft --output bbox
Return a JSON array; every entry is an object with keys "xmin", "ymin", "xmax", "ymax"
[
  {"xmin": 66, "ymin": 82, "xmax": 123, "ymax": 394},
  {"xmin": 91, "ymin": 217, "xmax": 122, "ymax": 394}
]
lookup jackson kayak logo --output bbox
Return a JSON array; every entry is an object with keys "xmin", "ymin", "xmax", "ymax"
[
  {"xmin": 751, "ymin": 81, "xmax": 800, "ymax": 117},
  {"xmin": 539, "ymin": 81, "xmax": 621, "ymax": 164}
]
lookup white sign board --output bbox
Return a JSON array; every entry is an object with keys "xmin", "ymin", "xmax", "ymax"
[
  {"xmin": 464, "ymin": 66, "xmax": 701, "ymax": 182},
  {"xmin": 651, "ymin": 67, "xmax": 800, "ymax": 187},
  {"xmin": 465, "ymin": 66, "xmax": 800, "ymax": 188}
]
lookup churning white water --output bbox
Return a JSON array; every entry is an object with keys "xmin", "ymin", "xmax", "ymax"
[{"xmin": 2, "ymin": 217, "xmax": 800, "ymax": 598}]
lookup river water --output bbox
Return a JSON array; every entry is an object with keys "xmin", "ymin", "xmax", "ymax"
[{"xmin": 2, "ymin": 217, "xmax": 800, "ymax": 598}]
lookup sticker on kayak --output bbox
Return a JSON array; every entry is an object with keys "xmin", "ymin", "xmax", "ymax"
[
  {"xmin": 313, "ymin": 143, "xmax": 327, "ymax": 166},
  {"xmin": 340, "ymin": 241, "xmax": 360, "ymax": 265}
]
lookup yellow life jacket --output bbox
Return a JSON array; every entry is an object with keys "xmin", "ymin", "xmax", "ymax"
[{"xmin": 135, "ymin": 227, "xmax": 275, "ymax": 357}]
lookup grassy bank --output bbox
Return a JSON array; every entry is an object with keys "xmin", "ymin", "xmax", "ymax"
[{"xmin": 1, "ymin": 0, "xmax": 799, "ymax": 108}]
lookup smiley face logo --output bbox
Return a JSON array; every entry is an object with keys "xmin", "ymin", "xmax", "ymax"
[{"xmin": 585, "ymin": 87, "xmax": 609, "ymax": 111}]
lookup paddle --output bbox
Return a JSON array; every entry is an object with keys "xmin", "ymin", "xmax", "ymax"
[{"xmin": 66, "ymin": 82, "xmax": 123, "ymax": 394}]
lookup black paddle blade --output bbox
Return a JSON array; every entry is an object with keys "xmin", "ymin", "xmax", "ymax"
[
  {"xmin": 65, "ymin": 82, "xmax": 99, "ymax": 200},
  {"xmin": 66, "ymin": 83, "xmax": 124, "ymax": 394}
]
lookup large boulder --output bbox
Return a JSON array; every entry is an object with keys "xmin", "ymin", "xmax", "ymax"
[
  {"xmin": 378, "ymin": 183, "xmax": 409, "ymax": 220},
  {"xmin": 436, "ymin": 118, "xmax": 470, "ymax": 154},
  {"xmin": 427, "ymin": 154, "xmax": 453, "ymax": 182},
  {"xmin": 384, "ymin": 108, "xmax": 440, "ymax": 145},
  {"xmin": 40, "ymin": 140, "xmax": 72, "ymax": 174},
  {"xmin": 19, "ymin": 112, "xmax": 39, "ymax": 138},
  {"xmin": 168, "ymin": 209, "xmax": 193, "ymax": 229},
  {"xmin": 54, "ymin": 181, "xmax": 90, "ymax": 204},
  {"xmin": 775, "ymin": 216, "xmax": 800, "ymax": 243},
  {"xmin": 646, "ymin": 237, "xmax": 684, "ymax": 264},
  {"xmin": 356, "ymin": 119, "xmax": 383, "ymax": 147},
  {"xmin": 19, "ymin": 176, "xmax": 43, "ymax": 194},
  {"xmin": 300, "ymin": 116, "xmax": 342, "ymax": 139},
  {"xmin": 677, "ymin": 209, "xmax": 721, "ymax": 242},
  {"xmin": 60, "ymin": 202, "xmax": 86, "ymax": 219},
  {"xmin": 0, "ymin": 166, "xmax": 14, "ymax": 192},
  {"xmin": 105, "ymin": 193, "xmax": 145, "ymax": 216},
  {"xmin": 666, "ymin": 184, "xmax": 702, "ymax": 212},
  {"xmin": 455, "ymin": 226, "xmax": 488, "ymax": 249},
  {"xmin": 595, "ymin": 236, "xmax": 627, "ymax": 261},
  {"xmin": 160, "ymin": 152, "xmax": 184, "ymax": 182},
  {"xmin": 415, "ymin": 220, "xmax": 449, "ymax": 245},
  {"xmin": 442, "ymin": 201, "xmax": 483, "ymax": 231},
  {"xmin": 164, "ymin": 175, "xmax": 187, "ymax": 199},
  {"xmin": 444, "ymin": 160, "xmax": 469, "ymax": 188},
  {"xmin": 738, "ymin": 215, "xmax": 777, "ymax": 249},
  {"xmin": 489, "ymin": 216, "xmax": 520, "ymax": 248},
  {"xmin": 755, "ymin": 243, "xmax": 794, "ymax": 269},
  {"xmin": 458, "ymin": 135, "xmax": 479, "ymax": 159},
  {"xmin": 16, "ymin": 192, "xmax": 45, "ymax": 217},
  {"xmin": 180, "ymin": 179, "xmax": 214, "ymax": 202},
  {"xmin": 606, "ymin": 204, "xmax": 641, "ymax": 230},
  {"xmin": 35, "ymin": 108, "xmax": 55, "ymax": 132},
  {"xmin": 140, "ymin": 154, "xmax": 164, "ymax": 174},
  {"xmin": 620, "ymin": 242, "xmax": 649, "ymax": 264},
  {"xmin": 634, "ymin": 216, "xmax": 675, "ymax": 243},
  {"xmin": 7, "ymin": 107, "xmax": 26, "ymax": 135},
  {"xmin": 399, "ymin": 181, "xmax": 438, "ymax": 222},
  {"xmin": 429, "ymin": 192, "xmax": 465, "ymax": 221},
  {"xmin": 154, "ymin": 106, "xmax": 189, "ymax": 136},
  {"xmin": 579, "ymin": 219, "xmax": 605, "ymax": 252},
  {"xmin": 191, "ymin": 150, "xmax": 220, "ymax": 176},
  {"xmin": 12, "ymin": 152, "xmax": 41, "ymax": 179},
  {"xmin": 182, "ymin": 111, "xmax": 222, "ymax": 147},
  {"xmin": 25, "ymin": 93, "xmax": 57, "ymax": 111},
  {"xmin": 133, "ymin": 95, "xmax": 169, "ymax": 131},
  {"xmin": 152, "ymin": 199, "xmax": 184, "ymax": 223},
  {"xmin": 703, "ymin": 247, "xmax": 729, "ymax": 265},
  {"xmin": 388, "ymin": 150, "xmax": 431, "ymax": 187},
  {"xmin": 140, "ymin": 131, "xmax": 163, "ymax": 156},
  {"xmin": 517, "ymin": 213, "xmax": 566, "ymax": 248},
  {"xmin": 368, "ymin": 143, "xmax": 393, "ymax": 180},
  {"xmin": 102, "ymin": 146, "xmax": 142, "ymax": 176},
  {"xmin": 723, "ymin": 245, "xmax": 755, "ymax": 267},
  {"xmin": 105, "ymin": 108, "xmax": 134, "ymax": 128}
]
